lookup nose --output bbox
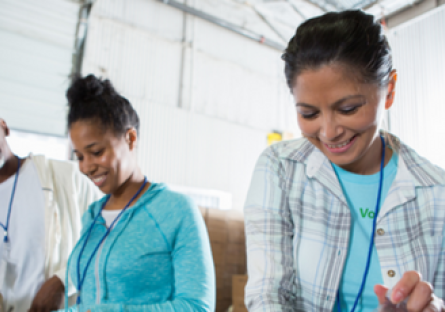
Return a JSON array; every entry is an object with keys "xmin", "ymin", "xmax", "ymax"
[
  {"xmin": 79, "ymin": 155, "xmax": 96, "ymax": 176},
  {"xmin": 320, "ymin": 114, "xmax": 343, "ymax": 142}
]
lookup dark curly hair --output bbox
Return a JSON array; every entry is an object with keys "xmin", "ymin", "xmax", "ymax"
[
  {"xmin": 282, "ymin": 10, "xmax": 392, "ymax": 91},
  {"xmin": 66, "ymin": 74, "xmax": 140, "ymax": 135}
]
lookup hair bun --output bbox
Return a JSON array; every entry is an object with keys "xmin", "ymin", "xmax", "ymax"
[{"xmin": 67, "ymin": 74, "xmax": 114, "ymax": 106}]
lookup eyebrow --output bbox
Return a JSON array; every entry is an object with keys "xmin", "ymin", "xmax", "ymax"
[
  {"xmin": 72, "ymin": 142, "xmax": 98, "ymax": 153},
  {"xmin": 296, "ymin": 95, "xmax": 366, "ymax": 108}
]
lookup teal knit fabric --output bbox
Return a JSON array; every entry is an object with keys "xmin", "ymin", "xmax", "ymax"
[{"xmin": 62, "ymin": 183, "xmax": 215, "ymax": 312}]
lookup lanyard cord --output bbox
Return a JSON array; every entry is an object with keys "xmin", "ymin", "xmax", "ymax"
[
  {"xmin": 76, "ymin": 177, "xmax": 147, "ymax": 305},
  {"xmin": 0, "ymin": 157, "xmax": 21, "ymax": 243},
  {"xmin": 337, "ymin": 135, "xmax": 386, "ymax": 312}
]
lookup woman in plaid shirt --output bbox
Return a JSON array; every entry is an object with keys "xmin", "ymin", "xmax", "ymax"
[{"xmin": 244, "ymin": 10, "xmax": 445, "ymax": 312}]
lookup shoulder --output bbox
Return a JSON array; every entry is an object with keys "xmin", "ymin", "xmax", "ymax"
[
  {"xmin": 143, "ymin": 183, "xmax": 199, "ymax": 219},
  {"xmin": 139, "ymin": 184, "xmax": 205, "ymax": 237},
  {"xmin": 261, "ymin": 137, "xmax": 314, "ymax": 162},
  {"xmin": 396, "ymin": 137, "xmax": 445, "ymax": 186},
  {"xmin": 254, "ymin": 137, "xmax": 316, "ymax": 177},
  {"xmin": 30, "ymin": 154, "xmax": 79, "ymax": 183}
]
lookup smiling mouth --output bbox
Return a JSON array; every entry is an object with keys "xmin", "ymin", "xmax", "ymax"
[
  {"xmin": 325, "ymin": 136, "xmax": 356, "ymax": 148},
  {"xmin": 91, "ymin": 174, "xmax": 107, "ymax": 187}
]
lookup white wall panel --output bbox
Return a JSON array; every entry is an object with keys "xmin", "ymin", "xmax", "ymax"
[
  {"xmin": 193, "ymin": 18, "xmax": 282, "ymax": 77},
  {"xmin": 387, "ymin": 5, "xmax": 445, "ymax": 168},
  {"xmin": 191, "ymin": 50, "xmax": 295, "ymax": 132},
  {"xmin": 82, "ymin": 0, "xmax": 296, "ymax": 209},
  {"xmin": 92, "ymin": 0, "xmax": 184, "ymax": 41},
  {"xmin": 83, "ymin": 16, "xmax": 182, "ymax": 107},
  {"xmin": 193, "ymin": 0, "xmax": 285, "ymax": 44},
  {"xmin": 130, "ymin": 99, "xmax": 266, "ymax": 209},
  {"xmin": 0, "ymin": 0, "xmax": 80, "ymax": 135}
]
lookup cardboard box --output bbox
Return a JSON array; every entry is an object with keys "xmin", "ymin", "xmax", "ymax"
[
  {"xmin": 198, "ymin": 206, "xmax": 208, "ymax": 224},
  {"xmin": 208, "ymin": 227, "xmax": 228, "ymax": 244},
  {"xmin": 200, "ymin": 207, "xmax": 248, "ymax": 312},
  {"xmin": 215, "ymin": 299, "xmax": 231, "ymax": 312},
  {"xmin": 227, "ymin": 211, "xmax": 245, "ymax": 243},
  {"xmin": 232, "ymin": 275, "xmax": 248, "ymax": 298},
  {"xmin": 233, "ymin": 306, "xmax": 248, "ymax": 312},
  {"xmin": 207, "ymin": 208, "xmax": 228, "ymax": 229},
  {"xmin": 211, "ymin": 242, "xmax": 226, "ymax": 266},
  {"xmin": 232, "ymin": 275, "xmax": 248, "ymax": 312}
]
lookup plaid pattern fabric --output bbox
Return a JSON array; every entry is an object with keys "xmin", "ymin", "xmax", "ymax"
[{"xmin": 244, "ymin": 133, "xmax": 445, "ymax": 312}]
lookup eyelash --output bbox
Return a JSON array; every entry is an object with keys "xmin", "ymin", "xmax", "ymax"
[
  {"xmin": 92, "ymin": 149, "xmax": 104, "ymax": 156},
  {"xmin": 300, "ymin": 105, "xmax": 362, "ymax": 119},
  {"xmin": 339, "ymin": 106, "xmax": 360, "ymax": 114},
  {"xmin": 301, "ymin": 112, "xmax": 319, "ymax": 119}
]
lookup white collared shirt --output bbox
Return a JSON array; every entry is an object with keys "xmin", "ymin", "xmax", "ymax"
[
  {"xmin": 244, "ymin": 132, "xmax": 445, "ymax": 312},
  {"xmin": 0, "ymin": 159, "xmax": 45, "ymax": 312}
]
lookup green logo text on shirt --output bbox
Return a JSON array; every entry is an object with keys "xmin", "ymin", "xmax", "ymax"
[{"xmin": 360, "ymin": 208, "xmax": 375, "ymax": 219}]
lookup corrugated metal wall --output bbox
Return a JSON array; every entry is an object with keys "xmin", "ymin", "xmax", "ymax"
[
  {"xmin": 387, "ymin": 5, "xmax": 445, "ymax": 168},
  {"xmin": 0, "ymin": 0, "xmax": 80, "ymax": 136},
  {"xmin": 82, "ymin": 0, "xmax": 296, "ymax": 209}
]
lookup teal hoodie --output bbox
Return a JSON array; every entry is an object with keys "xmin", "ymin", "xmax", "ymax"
[{"xmin": 63, "ymin": 183, "xmax": 215, "ymax": 312}]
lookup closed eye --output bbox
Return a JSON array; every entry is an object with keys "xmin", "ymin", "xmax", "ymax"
[
  {"xmin": 92, "ymin": 149, "xmax": 104, "ymax": 156},
  {"xmin": 339, "ymin": 105, "xmax": 363, "ymax": 115},
  {"xmin": 300, "ymin": 111, "xmax": 319, "ymax": 119}
]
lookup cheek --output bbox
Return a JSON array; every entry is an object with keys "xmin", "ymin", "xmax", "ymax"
[
  {"xmin": 297, "ymin": 116, "xmax": 320, "ymax": 136},
  {"xmin": 96, "ymin": 150, "xmax": 117, "ymax": 169},
  {"xmin": 345, "ymin": 107, "xmax": 380, "ymax": 131}
]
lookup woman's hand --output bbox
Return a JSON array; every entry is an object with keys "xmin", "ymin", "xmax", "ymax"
[
  {"xmin": 29, "ymin": 275, "xmax": 64, "ymax": 312},
  {"xmin": 374, "ymin": 271, "xmax": 445, "ymax": 311}
]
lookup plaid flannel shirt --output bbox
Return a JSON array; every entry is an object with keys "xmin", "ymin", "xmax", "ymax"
[{"xmin": 244, "ymin": 133, "xmax": 445, "ymax": 312}]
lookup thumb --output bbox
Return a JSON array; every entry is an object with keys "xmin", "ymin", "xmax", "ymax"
[{"xmin": 374, "ymin": 284, "xmax": 389, "ymax": 304}]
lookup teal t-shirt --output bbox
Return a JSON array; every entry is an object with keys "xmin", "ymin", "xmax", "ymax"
[{"xmin": 332, "ymin": 152, "xmax": 398, "ymax": 312}]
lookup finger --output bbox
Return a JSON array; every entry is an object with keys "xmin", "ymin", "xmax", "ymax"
[
  {"xmin": 374, "ymin": 284, "xmax": 389, "ymax": 304},
  {"xmin": 390, "ymin": 270, "xmax": 422, "ymax": 304},
  {"xmin": 406, "ymin": 282, "xmax": 434, "ymax": 312},
  {"xmin": 425, "ymin": 296, "xmax": 443, "ymax": 312}
]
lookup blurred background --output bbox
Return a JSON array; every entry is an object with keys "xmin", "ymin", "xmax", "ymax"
[{"xmin": 1, "ymin": 0, "xmax": 444, "ymax": 212}]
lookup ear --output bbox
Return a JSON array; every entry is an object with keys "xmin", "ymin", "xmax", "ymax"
[
  {"xmin": 0, "ymin": 119, "xmax": 10, "ymax": 137},
  {"xmin": 125, "ymin": 127, "xmax": 138, "ymax": 151},
  {"xmin": 384, "ymin": 70, "xmax": 397, "ymax": 110}
]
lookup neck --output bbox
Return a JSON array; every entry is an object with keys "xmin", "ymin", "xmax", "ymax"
[
  {"xmin": 339, "ymin": 136, "xmax": 392, "ymax": 175},
  {"xmin": 0, "ymin": 151, "xmax": 19, "ymax": 182},
  {"xmin": 106, "ymin": 169, "xmax": 146, "ymax": 210}
]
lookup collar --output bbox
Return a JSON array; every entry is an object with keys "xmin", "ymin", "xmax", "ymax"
[{"xmin": 273, "ymin": 132, "xmax": 445, "ymax": 208}]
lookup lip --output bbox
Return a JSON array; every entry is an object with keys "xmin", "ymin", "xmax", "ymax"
[
  {"xmin": 323, "ymin": 135, "xmax": 358, "ymax": 154},
  {"xmin": 90, "ymin": 173, "xmax": 107, "ymax": 187}
]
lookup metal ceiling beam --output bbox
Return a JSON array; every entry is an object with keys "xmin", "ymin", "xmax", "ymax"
[
  {"xmin": 252, "ymin": 6, "xmax": 289, "ymax": 42},
  {"xmin": 159, "ymin": 0, "xmax": 286, "ymax": 51},
  {"xmin": 351, "ymin": 0, "xmax": 379, "ymax": 10},
  {"xmin": 285, "ymin": 0, "xmax": 308, "ymax": 19},
  {"xmin": 378, "ymin": 0, "xmax": 427, "ymax": 24},
  {"xmin": 298, "ymin": 0, "xmax": 331, "ymax": 13}
]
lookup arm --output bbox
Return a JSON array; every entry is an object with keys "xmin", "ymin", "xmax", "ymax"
[
  {"xmin": 244, "ymin": 148, "xmax": 297, "ymax": 312},
  {"xmin": 87, "ymin": 198, "xmax": 215, "ymax": 312}
]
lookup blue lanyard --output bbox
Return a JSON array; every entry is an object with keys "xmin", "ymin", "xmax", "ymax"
[
  {"xmin": 0, "ymin": 157, "xmax": 21, "ymax": 243},
  {"xmin": 76, "ymin": 177, "xmax": 147, "ymax": 305},
  {"xmin": 336, "ymin": 135, "xmax": 386, "ymax": 312}
]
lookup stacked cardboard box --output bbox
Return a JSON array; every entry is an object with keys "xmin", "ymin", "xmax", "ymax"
[
  {"xmin": 198, "ymin": 207, "xmax": 247, "ymax": 312},
  {"xmin": 232, "ymin": 275, "xmax": 248, "ymax": 312}
]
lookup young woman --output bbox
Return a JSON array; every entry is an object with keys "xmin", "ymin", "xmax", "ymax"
[
  {"xmin": 62, "ymin": 75, "xmax": 215, "ymax": 312},
  {"xmin": 244, "ymin": 10, "xmax": 445, "ymax": 312}
]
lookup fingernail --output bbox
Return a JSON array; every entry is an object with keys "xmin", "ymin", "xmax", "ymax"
[{"xmin": 392, "ymin": 290, "xmax": 403, "ymax": 302}]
